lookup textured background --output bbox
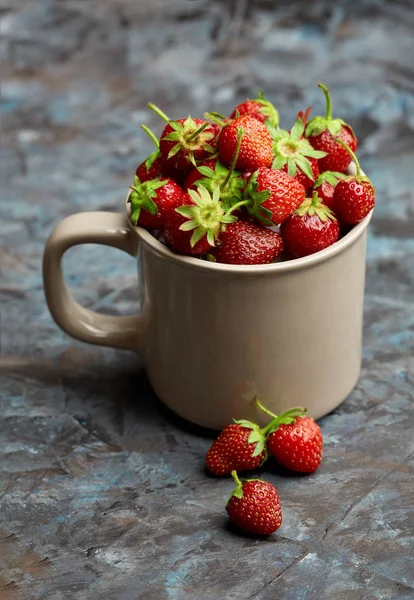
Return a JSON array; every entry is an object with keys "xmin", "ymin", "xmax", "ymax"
[{"xmin": 1, "ymin": 1, "xmax": 414, "ymax": 599}]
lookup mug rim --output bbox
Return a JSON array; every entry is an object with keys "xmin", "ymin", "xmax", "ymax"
[
  {"xmin": 126, "ymin": 200, "xmax": 373, "ymax": 274},
  {"xmin": 125, "ymin": 161, "xmax": 373, "ymax": 275}
]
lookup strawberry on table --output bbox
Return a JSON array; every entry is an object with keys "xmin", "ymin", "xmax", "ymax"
[
  {"xmin": 333, "ymin": 141, "xmax": 375, "ymax": 224},
  {"xmin": 305, "ymin": 83, "xmax": 358, "ymax": 173},
  {"xmin": 217, "ymin": 115, "xmax": 273, "ymax": 172},
  {"xmin": 128, "ymin": 174, "xmax": 183, "ymax": 229},
  {"xmin": 206, "ymin": 419, "xmax": 268, "ymax": 476},
  {"xmin": 226, "ymin": 471, "xmax": 282, "ymax": 535},
  {"xmin": 280, "ymin": 192, "xmax": 340, "ymax": 258},
  {"xmin": 244, "ymin": 167, "xmax": 306, "ymax": 226},
  {"xmin": 230, "ymin": 91, "xmax": 279, "ymax": 129},
  {"xmin": 256, "ymin": 400, "xmax": 323, "ymax": 474},
  {"xmin": 268, "ymin": 118, "xmax": 326, "ymax": 192},
  {"xmin": 212, "ymin": 221, "xmax": 284, "ymax": 265},
  {"xmin": 312, "ymin": 171, "xmax": 347, "ymax": 211}
]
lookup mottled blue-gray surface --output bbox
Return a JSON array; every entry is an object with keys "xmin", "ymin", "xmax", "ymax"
[{"xmin": 1, "ymin": 1, "xmax": 414, "ymax": 599}]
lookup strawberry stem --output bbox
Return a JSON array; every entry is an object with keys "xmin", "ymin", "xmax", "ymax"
[
  {"xmin": 141, "ymin": 124, "xmax": 160, "ymax": 149},
  {"xmin": 255, "ymin": 398, "xmax": 277, "ymax": 419},
  {"xmin": 231, "ymin": 470, "xmax": 242, "ymax": 487},
  {"xmin": 256, "ymin": 404, "xmax": 307, "ymax": 437},
  {"xmin": 335, "ymin": 139, "xmax": 362, "ymax": 180},
  {"xmin": 204, "ymin": 111, "xmax": 227, "ymax": 127},
  {"xmin": 226, "ymin": 199, "xmax": 250, "ymax": 215},
  {"xmin": 148, "ymin": 103, "xmax": 170, "ymax": 123},
  {"xmin": 223, "ymin": 127, "xmax": 243, "ymax": 188},
  {"xmin": 187, "ymin": 121, "xmax": 210, "ymax": 142},
  {"xmin": 318, "ymin": 83, "xmax": 332, "ymax": 120}
]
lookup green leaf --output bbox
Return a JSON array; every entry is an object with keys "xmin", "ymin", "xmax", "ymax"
[
  {"xmin": 252, "ymin": 439, "xmax": 266, "ymax": 457},
  {"xmin": 130, "ymin": 208, "xmax": 141, "ymax": 224},
  {"xmin": 143, "ymin": 197, "xmax": 158, "ymax": 215},
  {"xmin": 167, "ymin": 142, "xmax": 183, "ymax": 159},
  {"xmin": 232, "ymin": 488, "xmax": 243, "ymax": 500},
  {"xmin": 179, "ymin": 219, "xmax": 199, "ymax": 232},
  {"xmin": 272, "ymin": 154, "xmax": 287, "ymax": 170},
  {"xmin": 190, "ymin": 227, "xmax": 206, "ymax": 247},
  {"xmin": 144, "ymin": 150, "xmax": 160, "ymax": 171},
  {"xmin": 287, "ymin": 158, "xmax": 297, "ymax": 177},
  {"xmin": 290, "ymin": 118, "xmax": 305, "ymax": 141},
  {"xmin": 163, "ymin": 132, "xmax": 181, "ymax": 142},
  {"xmin": 168, "ymin": 121, "xmax": 182, "ymax": 132},
  {"xmin": 176, "ymin": 206, "xmax": 196, "ymax": 218},
  {"xmin": 207, "ymin": 229, "xmax": 215, "ymax": 247},
  {"xmin": 197, "ymin": 166, "xmax": 215, "ymax": 177},
  {"xmin": 296, "ymin": 155, "xmax": 314, "ymax": 180},
  {"xmin": 302, "ymin": 147, "xmax": 327, "ymax": 159},
  {"xmin": 326, "ymin": 118, "xmax": 345, "ymax": 137}
]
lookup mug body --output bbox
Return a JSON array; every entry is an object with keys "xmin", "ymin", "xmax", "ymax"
[{"xmin": 136, "ymin": 218, "xmax": 370, "ymax": 430}]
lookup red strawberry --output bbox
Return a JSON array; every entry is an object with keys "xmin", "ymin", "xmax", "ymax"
[
  {"xmin": 226, "ymin": 471, "xmax": 282, "ymax": 535},
  {"xmin": 206, "ymin": 421, "xmax": 267, "ymax": 476},
  {"xmin": 312, "ymin": 171, "xmax": 347, "ymax": 211},
  {"xmin": 333, "ymin": 141, "xmax": 375, "ymax": 224},
  {"xmin": 164, "ymin": 186, "xmax": 238, "ymax": 256},
  {"xmin": 136, "ymin": 154, "xmax": 166, "ymax": 182},
  {"xmin": 128, "ymin": 175, "xmax": 183, "ymax": 229},
  {"xmin": 269, "ymin": 118, "xmax": 326, "ymax": 192},
  {"xmin": 280, "ymin": 193, "xmax": 340, "ymax": 258},
  {"xmin": 212, "ymin": 221, "xmax": 284, "ymax": 265},
  {"xmin": 184, "ymin": 158, "xmax": 218, "ymax": 190},
  {"xmin": 305, "ymin": 83, "xmax": 357, "ymax": 173},
  {"xmin": 218, "ymin": 116, "xmax": 273, "ymax": 172},
  {"xmin": 256, "ymin": 401, "xmax": 323, "ymax": 473},
  {"xmin": 244, "ymin": 167, "xmax": 306, "ymax": 226},
  {"xmin": 230, "ymin": 91, "xmax": 279, "ymax": 129}
]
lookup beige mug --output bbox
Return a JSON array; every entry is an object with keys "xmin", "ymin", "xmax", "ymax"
[{"xmin": 43, "ymin": 186, "xmax": 372, "ymax": 430}]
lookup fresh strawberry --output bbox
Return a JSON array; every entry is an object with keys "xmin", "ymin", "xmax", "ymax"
[
  {"xmin": 128, "ymin": 175, "xmax": 183, "ymax": 229},
  {"xmin": 230, "ymin": 91, "xmax": 279, "ymax": 129},
  {"xmin": 164, "ymin": 186, "xmax": 239, "ymax": 256},
  {"xmin": 333, "ymin": 141, "xmax": 375, "ymax": 224},
  {"xmin": 226, "ymin": 471, "xmax": 282, "ymax": 535},
  {"xmin": 280, "ymin": 192, "xmax": 340, "ymax": 258},
  {"xmin": 149, "ymin": 103, "xmax": 218, "ymax": 172},
  {"xmin": 256, "ymin": 401, "xmax": 323, "ymax": 473},
  {"xmin": 244, "ymin": 167, "xmax": 306, "ymax": 226},
  {"xmin": 184, "ymin": 158, "xmax": 218, "ymax": 191},
  {"xmin": 206, "ymin": 420, "xmax": 267, "ymax": 476},
  {"xmin": 212, "ymin": 221, "xmax": 284, "ymax": 265},
  {"xmin": 218, "ymin": 115, "xmax": 273, "ymax": 172},
  {"xmin": 135, "ymin": 125, "xmax": 171, "ymax": 182},
  {"xmin": 268, "ymin": 118, "xmax": 326, "ymax": 192},
  {"xmin": 312, "ymin": 171, "xmax": 347, "ymax": 210},
  {"xmin": 305, "ymin": 83, "xmax": 357, "ymax": 173}
]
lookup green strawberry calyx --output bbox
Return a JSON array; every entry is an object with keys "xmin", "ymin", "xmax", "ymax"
[
  {"xmin": 305, "ymin": 83, "xmax": 357, "ymax": 141},
  {"xmin": 233, "ymin": 419, "xmax": 267, "ymax": 459},
  {"xmin": 128, "ymin": 174, "xmax": 166, "ymax": 224},
  {"xmin": 243, "ymin": 171, "xmax": 273, "ymax": 226},
  {"xmin": 313, "ymin": 170, "xmax": 347, "ymax": 189},
  {"xmin": 255, "ymin": 399, "xmax": 307, "ymax": 437},
  {"xmin": 335, "ymin": 139, "xmax": 374, "ymax": 188},
  {"xmin": 193, "ymin": 128, "xmax": 245, "ymax": 211},
  {"xmin": 227, "ymin": 471, "xmax": 263, "ymax": 504},
  {"xmin": 254, "ymin": 90, "xmax": 279, "ymax": 129},
  {"xmin": 268, "ymin": 118, "xmax": 326, "ymax": 181},
  {"xmin": 141, "ymin": 124, "xmax": 161, "ymax": 171},
  {"xmin": 175, "ymin": 185, "xmax": 248, "ymax": 248},
  {"xmin": 294, "ymin": 192, "xmax": 337, "ymax": 223}
]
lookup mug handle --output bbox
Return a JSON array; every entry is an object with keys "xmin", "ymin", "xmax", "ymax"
[{"xmin": 43, "ymin": 211, "xmax": 144, "ymax": 354}]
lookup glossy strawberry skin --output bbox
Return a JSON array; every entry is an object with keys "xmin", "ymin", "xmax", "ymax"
[
  {"xmin": 282, "ymin": 156, "xmax": 319, "ymax": 193},
  {"xmin": 218, "ymin": 116, "xmax": 273, "ymax": 172},
  {"xmin": 309, "ymin": 126, "xmax": 357, "ymax": 173},
  {"xmin": 136, "ymin": 155, "xmax": 166, "ymax": 182},
  {"xmin": 205, "ymin": 424, "xmax": 266, "ymax": 476},
  {"xmin": 160, "ymin": 118, "xmax": 218, "ymax": 172},
  {"xmin": 267, "ymin": 416, "xmax": 323, "ymax": 473},
  {"xmin": 315, "ymin": 180, "xmax": 336, "ymax": 210},
  {"xmin": 164, "ymin": 193, "xmax": 213, "ymax": 255},
  {"xmin": 230, "ymin": 100, "xmax": 268, "ymax": 124},
  {"xmin": 184, "ymin": 158, "xmax": 218, "ymax": 191},
  {"xmin": 213, "ymin": 222, "xmax": 283, "ymax": 265},
  {"xmin": 252, "ymin": 167, "xmax": 306, "ymax": 225},
  {"xmin": 138, "ymin": 179, "xmax": 183, "ymax": 229},
  {"xmin": 227, "ymin": 480, "xmax": 282, "ymax": 535},
  {"xmin": 280, "ymin": 209, "xmax": 340, "ymax": 258},
  {"xmin": 333, "ymin": 179, "xmax": 375, "ymax": 224}
]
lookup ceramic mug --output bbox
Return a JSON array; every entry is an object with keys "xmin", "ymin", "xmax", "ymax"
[{"xmin": 43, "ymin": 178, "xmax": 372, "ymax": 430}]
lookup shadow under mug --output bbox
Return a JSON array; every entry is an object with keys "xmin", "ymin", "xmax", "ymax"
[{"xmin": 43, "ymin": 194, "xmax": 372, "ymax": 430}]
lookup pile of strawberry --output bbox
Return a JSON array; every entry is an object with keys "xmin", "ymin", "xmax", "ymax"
[
  {"xmin": 128, "ymin": 84, "xmax": 375, "ymax": 264},
  {"xmin": 206, "ymin": 399, "xmax": 323, "ymax": 535}
]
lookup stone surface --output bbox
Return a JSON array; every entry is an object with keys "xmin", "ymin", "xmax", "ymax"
[{"xmin": 1, "ymin": 1, "xmax": 414, "ymax": 599}]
